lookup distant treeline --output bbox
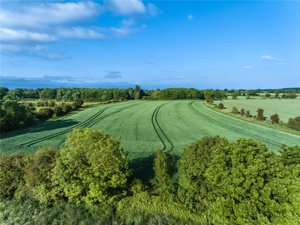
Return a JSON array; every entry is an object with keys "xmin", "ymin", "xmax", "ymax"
[{"xmin": 0, "ymin": 86, "xmax": 223, "ymax": 101}]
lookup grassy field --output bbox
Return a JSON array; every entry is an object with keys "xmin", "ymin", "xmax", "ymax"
[
  {"xmin": 1, "ymin": 100, "xmax": 299, "ymax": 159},
  {"xmin": 215, "ymin": 98, "xmax": 300, "ymax": 122}
]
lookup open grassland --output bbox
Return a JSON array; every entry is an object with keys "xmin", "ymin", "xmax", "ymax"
[
  {"xmin": 215, "ymin": 98, "xmax": 300, "ymax": 122},
  {"xmin": 1, "ymin": 100, "xmax": 299, "ymax": 159}
]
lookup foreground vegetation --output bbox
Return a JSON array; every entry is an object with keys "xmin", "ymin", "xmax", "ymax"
[{"xmin": 1, "ymin": 128, "xmax": 299, "ymax": 224}]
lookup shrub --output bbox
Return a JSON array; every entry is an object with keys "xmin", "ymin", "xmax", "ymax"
[
  {"xmin": 36, "ymin": 108, "xmax": 54, "ymax": 120},
  {"xmin": 231, "ymin": 107, "xmax": 239, "ymax": 114},
  {"xmin": 287, "ymin": 116, "xmax": 300, "ymax": 131},
  {"xmin": 270, "ymin": 113, "xmax": 280, "ymax": 124},
  {"xmin": 240, "ymin": 108, "xmax": 245, "ymax": 116},
  {"xmin": 54, "ymin": 105, "xmax": 64, "ymax": 116},
  {"xmin": 245, "ymin": 110, "xmax": 251, "ymax": 117},
  {"xmin": 48, "ymin": 100, "xmax": 56, "ymax": 107},
  {"xmin": 61, "ymin": 103, "xmax": 73, "ymax": 113},
  {"xmin": 218, "ymin": 103, "xmax": 225, "ymax": 110}
]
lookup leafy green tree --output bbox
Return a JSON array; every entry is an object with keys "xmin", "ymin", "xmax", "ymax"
[
  {"xmin": 205, "ymin": 139, "xmax": 300, "ymax": 225},
  {"xmin": 218, "ymin": 103, "xmax": 225, "ymax": 110},
  {"xmin": 245, "ymin": 110, "xmax": 251, "ymax": 117},
  {"xmin": 287, "ymin": 116, "xmax": 300, "ymax": 131},
  {"xmin": 204, "ymin": 90, "xmax": 214, "ymax": 104},
  {"xmin": 231, "ymin": 106, "xmax": 239, "ymax": 114},
  {"xmin": 256, "ymin": 108, "xmax": 265, "ymax": 121},
  {"xmin": 36, "ymin": 108, "xmax": 54, "ymax": 120},
  {"xmin": 177, "ymin": 136, "xmax": 228, "ymax": 213},
  {"xmin": 240, "ymin": 108, "xmax": 245, "ymax": 116},
  {"xmin": 0, "ymin": 154, "xmax": 26, "ymax": 199},
  {"xmin": 23, "ymin": 148, "xmax": 58, "ymax": 203},
  {"xmin": 134, "ymin": 85, "xmax": 142, "ymax": 100},
  {"xmin": 270, "ymin": 113, "xmax": 280, "ymax": 124},
  {"xmin": 151, "ymin": 150, "xmax": 174, "ymax": 199},
  {"xmin": 52, "ymin": 128, "xmax": 130, "ymax": 205},
  {"xmin": 0, "ymin": 87, "xmax": 9, "ymax": 100},
  {"xmin": 280, "ymin": 145, "xmax": 300, "ymax": 177}
]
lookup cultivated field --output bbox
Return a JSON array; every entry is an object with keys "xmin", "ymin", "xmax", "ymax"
[
  {"xmin": 1, "ymin": 100, "xmax": 300, "ymax": 159},
  {"xmin": 215, "ymin": 98, "xmax": 300, "ymax": 122}
]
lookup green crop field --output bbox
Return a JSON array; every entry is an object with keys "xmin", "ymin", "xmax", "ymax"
[
  {"xmin": 215, "ymin": 98, "xmax": 300, "ymax": 122},
  {"xmin": 1, "ymin": 100, "xmax": 299, "ymax": 159}
]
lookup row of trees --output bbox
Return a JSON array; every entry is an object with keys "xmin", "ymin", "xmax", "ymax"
[
  {"xmin": 1, "ymin": 86, "xmax": 230, "ymax": 102},
  {"xmin": 0, "ymin": 99, "xmax": 84, "ymax": 132},
  {"xmin": 0, "ymin": 86, "xmax": 143, "ymax": 102},
  {"xmin": 1, "ymin": 128, "xmax": 299, "ymax": 224},
  {"xmin": 216, "ymin": 104, "xmax": 300, "ymax": 131}
]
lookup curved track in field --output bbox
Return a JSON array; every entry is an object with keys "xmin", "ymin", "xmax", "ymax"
[
  {"xmin": 19, "ymin": 102, "xmax": 144, "ymax": 148},
  {"xmin": 151, "ymin": 102, "xmax": 174, "ymax": 152},
  {"xmin": 189, "ymin": 101, "xmax": 284, "ymax": 147}
]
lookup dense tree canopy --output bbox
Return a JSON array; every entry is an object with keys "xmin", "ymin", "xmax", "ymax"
[{"xmin": 51, "ymin": 128, "xmax": 130, "ymax": 205}]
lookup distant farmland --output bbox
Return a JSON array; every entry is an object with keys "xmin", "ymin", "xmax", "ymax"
[
  {"xmin": 215, "ymin": 98, "xmax": 300, "ymax": 122},
  {"xmin": 1, "ymin": 100, "xmax": 300, "ymax": 159}
]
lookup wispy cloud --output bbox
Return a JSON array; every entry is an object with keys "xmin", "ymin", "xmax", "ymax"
[
  {"xmin": 0, "ymin": 0, "xmax": 158, "ymax": 57},
  {"xmin": 261, "ymin": 54, "xmax": 276, "ymax": 61},
  {"xmin": 104, "ymin": 70, "xmax": 122, "ymax": 79},
  {"xmin": 242, "ymin": 65, "xmax": 254, "ymax": 70}
]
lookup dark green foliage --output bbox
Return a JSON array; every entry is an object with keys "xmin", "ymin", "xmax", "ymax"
[
  {"xmin": 0, "ymin": 200, "xmax": 114, "ymax": 225},
  {"xmin": 205, "ymin": 138, "xmax": 300, "ymax": 225},
  {"xmin": 54, "ymin": 105, "xmax": 64, "ymax": 116},
  {"xmin": 0, "ymin": 87, "xmax": 9, "ymax": 100},
  {"xmin": 231, "ymin": 106, "xmax": 239, "ymax": 114},
  {"xmin": 270, "ymin": 113, "xmax": 280, "ymax": 124},
  {"xmin": 151, "ymin": 150, "xmax": 175, "ymax": 199},
  {"xmin": 256, "ymin": 108, "xmax": 265, "ymax": 121},
  {"xmin": 134, "ymin": 85, "xmax": 142, "ymax": 100},
  {"xmin": 51, "ymin": 128, "xmax": 130, "ymax": 205},
  {"xmin": 288, "ymin": 116, "xmax": 300, "ymax": 131},
  {"xmin": 0, "ymin": 131, "xmax": 299, "ymax": 224},
  {"xmin": 23, "ymin": 148, "xmax": 58, "ymax": 203},
  {"xmin": 280, "ymin": 145, "xmax": 300, "ymax": 177},
  {"xmin": 177, "ymin": 136, "xmax": 228, "ymax": 213},
  {"xmin": 218, "ymin": 103, "xmax": 225, "ymax": 109},
  {"xmin": 61, "ymin": 103, "xmax": 73, "ymax": 113},
  {"xmin": 240, "ymin": 108, "xmax": 245, "ymax": 116},
  {"xmin": 282, "ymin": 93, "xmax": 297, "ymax": 99},
  {"xmin": 265, "ymin": 93, "xmax": 271, "ymax": 98},
  {"xmin": 36, "ymin": 108, "xmax": 54, "ymax": 120},
  {"xmin": 245, "ymin": 110, "xmax": 251, "ymax": 117},
  {"xmin": 0, "ymin": 154, "xmax": 26, "ymax": 199},
  {"xmin": 0, "ymin": 100, "xmax": 35, "ymax": 132}
]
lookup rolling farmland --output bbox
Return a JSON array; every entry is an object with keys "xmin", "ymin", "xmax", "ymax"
[
  {"xmin": 1, "ymin": 100, "xmax": 300, "ymax": 159},
  {"xmin": 215, "ymin": 98, "xmax": 300, "ymax": 122}
]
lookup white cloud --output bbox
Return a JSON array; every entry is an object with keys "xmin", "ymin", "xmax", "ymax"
[
  {"xmin": 0, "ymin": 0, "xmax": 158, "ymax": 56},
  {"xmin": 105, "ymin": 0, "xmax": 146, "ymax": 15},
  {"xmin": 187, "ymin": 14, "xmax": 193, "ymax": 21},
  {"xmin": 57, "ymin": 27, "xmax": 106, "ymax": 39},
  {"xmin": 261, "ymin": 55, "xmax": 276, "ymax": 61},
  {"xmin": 0, "ymin": 28, "xmax": 55, "ymax": 42},
  {"xmin": 0, "ymin": 1, "xmax": 101, "ymax": 28}
]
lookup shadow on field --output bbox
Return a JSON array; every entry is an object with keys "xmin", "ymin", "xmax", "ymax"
[
  {"xmin": 0, "ymin": 119, "xmax": 78, "ymax": 139},
  {"xmin": 129, "ymin": 153, "xmax": 180, "ymax": 184},
  {"xmin": 129, "ymin": 154, "xmax": 155, "ymax": 183}
]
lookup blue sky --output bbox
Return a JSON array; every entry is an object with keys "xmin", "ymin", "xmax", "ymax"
[{"xmin": 1, "ymin": 0, "xmax": 300, "ymax": 89}]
